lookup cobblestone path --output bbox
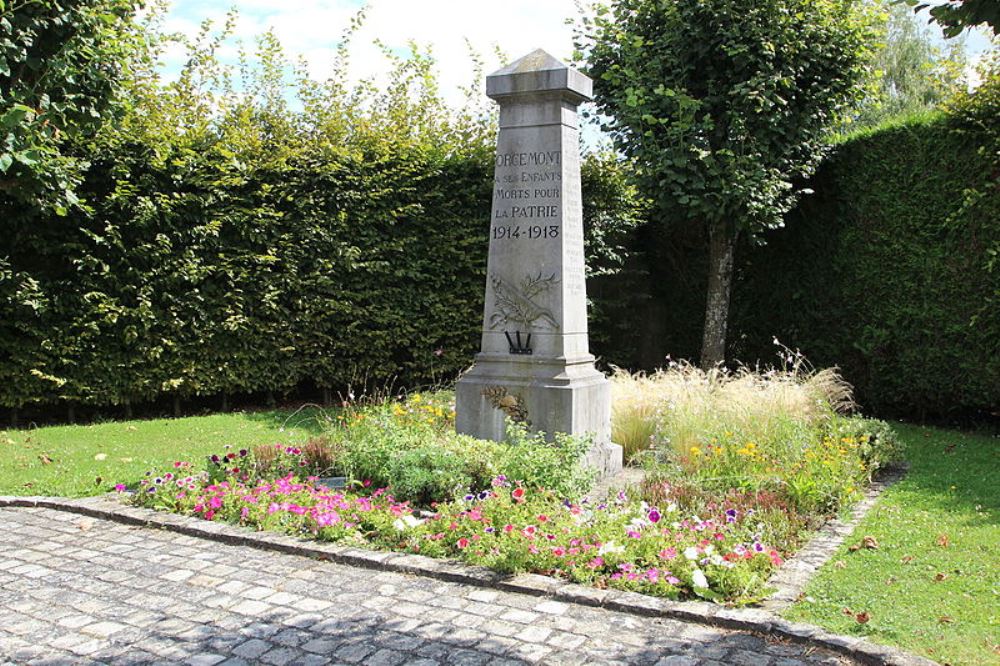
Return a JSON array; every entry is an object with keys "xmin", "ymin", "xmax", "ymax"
[{"xmin": 0, "ymin": 508, "xmax": 854, "ymax": 666}]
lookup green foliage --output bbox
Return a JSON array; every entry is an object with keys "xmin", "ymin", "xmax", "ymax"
[
  {"xmin": 853, "ymin": 3, "xmax": 970, "ymax": 128},
  {"xmin": 732, "ymin": 106, "xmax": 999, "ymax": 419},
  {"xmin": 579, "ymin": 0, "xmax": 877, "ymax": 236},
  {"xmin": 0, "ymin": 0, "xmax": 146, "ymax": 216},
  {"xmin": 0, "ymin": 14, "xmax": 642, "ymax": 414},
  {"xmin": 578, "ymin": 0, "xmax": 879, "ymax": 365},
  {"xmin": 901, "ymin": 0, "xmax": 1000, "ymax": 38},
  {"xmin": 500, "ymin": 422, "xmax": 597, "ymax": 501}
]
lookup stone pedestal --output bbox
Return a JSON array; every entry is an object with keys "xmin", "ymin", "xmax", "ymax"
[{"xmin": 455, "ymin": 49, "xmax": 622, "ymax": 477}]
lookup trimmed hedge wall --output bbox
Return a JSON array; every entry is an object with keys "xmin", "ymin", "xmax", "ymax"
[
  {"xmin": 0, "ymin": 138, "xmax": 638, "ymax": 415},
  {"xmin": 733, "ymin": 112, "xmax": 998, "ymax": 419},
  {"xmin": 596, "ymin": 109, "xmax": 999, "ymax": 420}
]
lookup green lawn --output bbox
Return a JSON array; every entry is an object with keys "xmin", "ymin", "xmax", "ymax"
[
  {"xmin": 784, "ymin": 424, "xmax": 999, "ymax": 666},
  {"xmin": 0, "ymin": 408, "xmax": 328, "ymax": 497}
]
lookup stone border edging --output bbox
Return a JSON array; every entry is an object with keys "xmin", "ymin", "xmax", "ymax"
[
  {"xmin": 0, "ymin": 494, "xmax": 934, "ymax": 666},
  {"xmin": 763, "ymin": 464, "xmax": 909, "ymax": 611}
]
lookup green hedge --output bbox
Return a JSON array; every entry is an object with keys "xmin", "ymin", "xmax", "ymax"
[
  {"xmin": 0, "ymin": 137, "xmax": 638, "ymax": 413},
  {"xmin": 732, "ymin": 111, "xmax": 999, "ymax": 419},
  {"xmin": 596, "ymin": 104, "xmax": 998, "ymax": 420}
]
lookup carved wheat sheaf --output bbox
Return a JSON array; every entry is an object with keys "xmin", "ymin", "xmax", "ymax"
[{"xmin": 488, "ymin": 271, "xmax": 560, "ymax": 331}]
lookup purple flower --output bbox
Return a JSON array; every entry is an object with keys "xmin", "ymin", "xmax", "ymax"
[
  {"xmin": 484, "ymin": 527, "xmax": 495, "ymax": 534},
  {"xmin": 239, "ymin": 449, "xmax": 248, "ymax": 457},
  {"xmin": 648, "ymin": 508, "xmax": 661, "ymax": 524},
  {"xmin": 463, "ymin": 494, "xmax": 475, "ymax": 502},
  {"xmin": 114, "ymin": 483, "xmax": 127, "ymax": 492},
  {"xmin": 725, "ymin": 509, "xmax": 738, "ymax": 523},
  {"xmin": 210, "ymin": 455, "xmax": 220, "ymax": 464},
  {"xmin": 477, "ymin": 491, "xmax": 490, "ymax": 500}
]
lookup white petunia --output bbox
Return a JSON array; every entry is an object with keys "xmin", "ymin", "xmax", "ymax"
[
  {"xmin": 683, "ymin": 547, "xmax": 700, "ymax": 560},
  {"xmin": 692, "ymin": 569, "xmax": 709, "ymax": 589},
  {"xmin": 598, "ymin": 541, "xmax": 625, "ymax": 555}
]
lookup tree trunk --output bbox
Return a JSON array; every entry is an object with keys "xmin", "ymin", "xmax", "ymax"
[
  {"xmin": 11, "ymin": 407, "xmax": 18, "ymax": 429},
  {"xmin": 221, "ymin": 394, "xmax": 229, "ymax": 412},
  {"xmin": 124, "ymin": 399, "xmax": 133, "ymax": 420},
  {"xmin": 700, "ymin": 220, "xmax": 738, "ymax": 369},
  {"xmin": 67, "ymin": 404, "xmax": 75, "ymax": 425},
  {"xmin": 173, "ymin": 395, "xmax": 181, "ymax": 418}
]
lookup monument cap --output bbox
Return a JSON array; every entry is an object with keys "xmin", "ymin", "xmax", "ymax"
[{"xmin": 486, "ymin": 48, "xmax": 592, "ymax": 103}]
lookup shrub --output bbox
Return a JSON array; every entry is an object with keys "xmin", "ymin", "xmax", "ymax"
[{"xmin": 614, "ymin": 356, "xmax": 898, "ymax": 514}]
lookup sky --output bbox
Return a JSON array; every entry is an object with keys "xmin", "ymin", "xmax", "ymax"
[
  {"xmin": 160, "ymin": 0, "xmax": 994, "ymax": 105},
  {"xmin": 160, "ymin": 0, "xmax": 584, "ymax": 102}
]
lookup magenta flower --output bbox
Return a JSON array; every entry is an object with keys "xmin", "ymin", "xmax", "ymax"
[
  {"xmin": 648, "ymin": 508, "xmax": 661, "ymax": 523},
  {"xmin": 114, "ymin": 483, "xmax": 127, "ymax": 492}
]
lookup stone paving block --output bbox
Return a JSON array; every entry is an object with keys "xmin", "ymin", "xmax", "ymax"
[
  {"xmin": 333, "ymin": 642, "xmax": 374, "ymax": 663},
  {"xmin": 498, "ymin": 609, "xmax": 538, "ymax": 624},
  {"xmin": 259, "ymin": 646, "xmax": 306, "ymax": 665},
  {"xmin": 233, "ymin": 638, "xmax": 275, "ymax": 659},
  {"xmin": 0, "ymin": 507, "xmax": 882, "ymax": 666}
]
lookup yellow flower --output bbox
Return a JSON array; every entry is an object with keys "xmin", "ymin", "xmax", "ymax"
[{"xmin": 690, "ymin": 446, "xmax": 702, "ymax": 456}]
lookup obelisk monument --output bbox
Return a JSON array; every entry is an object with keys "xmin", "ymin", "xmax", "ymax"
[{"xmin": 455, "ymin": 49, "xmax": 622, "ymax": 476}]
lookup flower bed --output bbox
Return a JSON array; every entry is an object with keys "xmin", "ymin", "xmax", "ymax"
[
  {"xmin": 125, "ymin": 379, "xmax": 901, "ymax": 605},
  {"xmin": 130, "ymin": 468, "xmax": 785, "ymax": 604}
]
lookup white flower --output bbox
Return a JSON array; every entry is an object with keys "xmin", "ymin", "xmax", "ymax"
[
  {"xmin": 683, "ymin": 547, "xmax": 700, "ymax": 560},
  {"xmin": 393, "ymin": 515, "xmax": 424, "ymax": 531},
  {"xmin": 703, "ymin": 545, "xmax": 715, "ymax": 556},
  {"xmin": 598, "ymin": 541, "xmax": 625, "ymax": 555},
  {"xmin": 692, "ymin": 569, "xmax": 709, "ymax": 589},
  {"xmin": 628, "ymin": 518, "xmax": 647, "ymax": 531}
]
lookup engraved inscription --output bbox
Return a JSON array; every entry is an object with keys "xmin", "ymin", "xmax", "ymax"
[{"xmin": 492, "ymin": 150, "xmax": 563, "ymax": 240}]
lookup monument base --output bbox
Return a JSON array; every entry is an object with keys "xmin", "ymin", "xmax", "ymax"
[{"xmin": 455, "ymin": 354, "xmax": 623, "ymax": 478}]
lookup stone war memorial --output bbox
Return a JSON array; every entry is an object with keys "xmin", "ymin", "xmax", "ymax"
[{"xmin": 456, "ymin": 49, "xmax": 622, "ymax": 477}]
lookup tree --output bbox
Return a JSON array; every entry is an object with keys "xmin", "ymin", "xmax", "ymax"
[
  {"xmin": 0, "ymin": 0, "xmax": 146, "ymax": 217},
  {"xmin": 855, "ymin": 3, "xmax": 969, "ymax": 127},
  {"xmin": 901, "ymin": 0, "xmax": 1000, "ymax": 38},
  {"xmin": 579, "ymin": 0, "xmax": 878, "ymax": 367}
]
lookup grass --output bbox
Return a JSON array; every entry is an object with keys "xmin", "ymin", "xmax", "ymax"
[
  {"xmin": 784, "ymin": 424, "xmax": 999, "ymax": 666},
  {"xmin": 0, "ymin": 408, "xmax": 327, "ymax": 497},
  {"xmin": 610, "ymin": 358, "xmax": 854, "ymax": 463}
]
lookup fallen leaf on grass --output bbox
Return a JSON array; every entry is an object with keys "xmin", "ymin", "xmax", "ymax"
[
  {"xmin": 126, "ymin": 425, "xmax": 137, "ymax": 432},
  {"xmin": 38, "ymin": 454, "xmax": 53, "ymax": 465},
  {"xmin": 849, "ymin": 536, "xmax": 880, "ymax": 552},
  {"xmin": 944, "ymin": 444, "xmax": 956, "ymax": 453},
  {"xmin": 934, "ymin": 573, "xmax": 948, "ymax": 582},
  {"xmin": 2, "ymin": 437, "xmax": 15, "ymax": 445},
  {"xmin": 901, "ymin": 555, "xmax": 915, "ymax": 564},
  {"xmin": 855, "ymin": 612, "xmax": 870, "ymax": 624},
  {"xmin": 120, "ymin": 457, "xmax": 134, "ymax": 463},
  {"xmin": 94, "ymin": 476, "xmax": 102, "ymax": 486},
  {"xmin": 834, "ymin": 560, "xmax": 847, "ymax": 569},
  {"xmin": 94, "ymin": 453, "xmax": 107, "ymax": 461},
  {"xmin": 937, "ymin": 534, "xmax": 950, "ymax": 548},
  {"xmin": 938, "ymin": 616, "xmax": 953, "ymax": 624}
]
